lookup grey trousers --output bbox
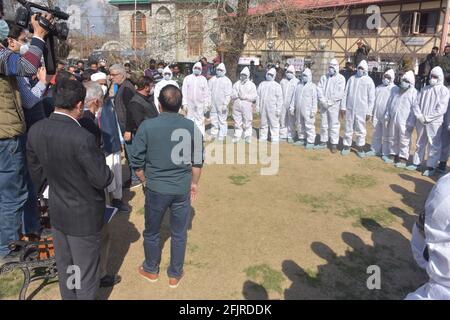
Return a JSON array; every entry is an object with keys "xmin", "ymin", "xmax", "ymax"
[{"xmin": 52, "ymin": 227, "xmax": 102, "ymax": 300}]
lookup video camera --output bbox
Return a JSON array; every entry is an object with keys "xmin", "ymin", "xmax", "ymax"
[{"xmin": 14, "ymin": 0, "xmax": 70, "ymax": 75}]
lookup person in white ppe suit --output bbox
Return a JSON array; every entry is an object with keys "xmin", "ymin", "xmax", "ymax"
[
  {"xmin": 257, "ymin": 68, "xmax": 283, "ymax": 143},
  {"xmin": 406, "ymin": 66, "xmax": 450, "ymax": 177},
  {"xmin": 406, "ymin": 173, "xmax": 450, "ymax": 300},
  {"xmin": 383, "ymin": 71, "xmax": 417, "ymax": 168},
  {"xmin": 316, "ymin": 59, "xmax": 346, "ymax": 153},
  {"xmin": 280, "ymin": 65, "xmax": 300, "ymax": 143},
  {"xmin": 340, "ymin": 60, "xmax": 376, "ymax": 158},
  {"xmin": 209, "ymin": 63, "xmax": 233, "ymax": 141},
  {"xmin": 289, "ymin": 68, "xmax": 318, "ymax": 149},
  {"xmin": 154, "ymin": 66, "xmax": 179, "ymax": 109},
  {"xmin": 365, "ymin": 69, "xmax": 396, "ymax": 157},
  {"xmin": 182, "ymin": 62, "xmax": 212, "ymax": 135},
  {"xmin": 232, "ymin": 67, "xmax": 258, "ymax": 144},
  {"xmin": 437, "ymin": 97, "xmax": 450, "ymax": 173}
]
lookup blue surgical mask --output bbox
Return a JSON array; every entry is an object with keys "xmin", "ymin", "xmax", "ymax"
[
  {"xmin": 20, "ymin": 43, "xmax": 30, "ymax": 55},
  {"xmin": 216, "ymin": 70, "xmax": 225, "ymax": 78},
  {"xmin": 399, "ymin": 80, "xmax": 410, "ymax": 90},
  {"xmin": 240, "ymin": 74, "xmax": 248, "ymax": 82},
  {"xmin": 357, "ymin": 69, "xmax": 365, "ymax": 77},
  {"xmin": 0, "ymin": 19, "xmax": 9, "ymax": 42},
  {"xmin": 193, "ymin": 68, "xmax": 202, "ymax": 76},
  {"xmin": 382, "ymin": 78, "xmax": 391, "ymax": 86},
  {"xmin": 286, "ymin": 73, "xmax": 294, "ymax": 80},
  {"xmin": 266, "ymin": 74, "xmax": 274, "ymax": 81},
  {"xmin": 163, "ymin": 74, "xmax": 171, "ymax": 81},
  {"xmin": 158, "ymin": 68, "xmax": 164, "ymax": 74},
  {"xmin": 430, "ymin": 78, "xmax": 438, "ymax": 86}
]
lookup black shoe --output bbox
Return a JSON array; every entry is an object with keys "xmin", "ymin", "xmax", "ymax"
[
  {"xmin": 112, "ymin": 199, "xmax": 130, "ymax": 213},
  {"xmin": 438, "ymin": 161, "xmax": 447, "ymax": 173},
  {"xmin": 100, "ymin": 275, "xmax": 122, "ymax": 288},
  {"xmin": 330, "ymin": 145, "xmax": 338, "ymax": 154}
]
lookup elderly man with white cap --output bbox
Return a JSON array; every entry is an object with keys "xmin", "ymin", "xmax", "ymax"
[
  {"xmin": 182, "ymin": 62, "xmax": 211, "ymax": 135},
  {"xmin": 209, "ymin": 63, "xmax": 233, "ymax": 141},
  {"xmin": 91, "ymin": 72, "xmax": 108, "ymax": 96},
  {"xmin": 232, "ymin": 67, "xmax": 258, "ymax": 144}
]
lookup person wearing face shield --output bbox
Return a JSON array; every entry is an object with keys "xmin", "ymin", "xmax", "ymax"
[
  {"xmin": 280, "ymin": 65, "xmax": 299, "ymax": 143},
  {"xmin": 406, "ymin": 67, "xmax": 450, "ymax": 177},
  {"xmin": 317, "ymin": 59, "xmax": 346, "ymax": 153},
  {"xmin": 406, "ymin": 173, "xmax": 450, "ymax": 300},
  {"xmin": 182, "ymin": 62, "xmax": 212, "ymax": 135},
  {"xmin": 256, "ymin": 68, "xmax": 283, "ymax": 143},
  {"xmin": 340, "ymin": 60, "xmax": 376, "ymax": 158},
  {"xmin": 289, "ymin": 68, "xmax": 318, "ymax": 149},
  {"xmin": 154, "ymin": 66, "xmax": 179, "ymax": 109},
  {"xmin": 365, "ymin": 69, "xmax": 396, "ymax": 158},
  {"xmin": 382, "ymin": 71, "xmax": 417, "ymax": 168},
  {"xmin": 208, "ymin": 63, "xmax": 233, "ymax": 141},
  {"xmin": 231, "ymin": 67, "xmax": 258, "ymax": 143}
]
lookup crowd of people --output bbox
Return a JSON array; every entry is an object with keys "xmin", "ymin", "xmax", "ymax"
[{"xmin": 1, "ymin": 10, "xmax": 450, "ymax": 300}]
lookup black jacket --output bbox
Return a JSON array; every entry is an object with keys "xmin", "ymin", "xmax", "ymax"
[
  {"xmin": 79, "ymin": 110, "xmax": 102, "ymax": 148},
  {"xmin": 125, "ymin": 92, "xmax": 158, "ymax": 134},
  {"xmin": 26, "ymin": 113, "xmax": 113, "ymax": 236}
]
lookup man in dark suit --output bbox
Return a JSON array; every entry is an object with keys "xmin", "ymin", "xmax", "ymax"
[{"xmin": 26, "ymin": 79, "xmax": 113, "ymax": 300}]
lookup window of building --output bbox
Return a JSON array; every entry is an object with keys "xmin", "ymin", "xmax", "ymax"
[
  {"xmin": 188, "ymin": 13, "xmax": 203, "ymax": 57},
  {"xmin": 348, "ymin": 15, "xmax": 378, "ymax": 36},
  {"xmin": 400, "ymin": 11, "xmax": 439, "ymax": 35},
  {"xmin": 248, "ymin": 23, "xmax": 267, "ymax": 39},
  {"xmin": 277, "ymin": 22, "xmax": 294, "ymax": 39},
  {"xmin": 131, "ymin": 11, "xmax": 146, "ymax": 50},
  {"xmin": 309, "ymin": 19, "xmax": 333, "ymax": 37}
]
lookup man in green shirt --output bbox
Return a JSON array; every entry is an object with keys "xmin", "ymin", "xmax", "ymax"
[{"xmin": 131, "ymin": 85, "xmax": 204, "ymax": 288}]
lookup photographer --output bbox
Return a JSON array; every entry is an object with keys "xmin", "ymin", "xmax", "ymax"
[{"xmin": 0, "ymin": 11, "xmax": 53, "ymax": 263}]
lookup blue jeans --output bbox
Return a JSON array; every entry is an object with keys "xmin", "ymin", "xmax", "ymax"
[
  {"xmin": 124, "ymin": 139, "xmax": 139, "ymax": 184},
  {"xmin": 143, "ymin": 189, "xmax": 191, "ymax": 279},
  {"xmin": 0, "ymin": 136, "xmax": 28, "ymax": 258}
]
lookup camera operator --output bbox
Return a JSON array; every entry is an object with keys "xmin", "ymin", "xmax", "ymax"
[{"xmin": 0, "ymin": 12, "xmax": 53, "ymax": 263}]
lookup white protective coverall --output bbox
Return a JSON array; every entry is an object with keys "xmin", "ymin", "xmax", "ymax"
[
  {"xmin": 439, "ymin": 96, "xmax": 450, "ymax": 164},
  {"xmin": 371, "ymin": 69, "xmax": 396, "ymax": 155},
  {"xmin": 232, "ymin": 67, "xmax": 258, "ymax": 140},
  {"xmin": 257, "ymin": 68, "xmax": 283, "ymax": 142},
  {"xmin": 182, "ymin": 62, "xmax": 212, "ymax": 135},
  {"xmin": 317, "ymin": 59, "xmax": 346, "ymax": 145},
  {"xmin": 209, "ymin": 63, "xmax": 233, "ymax": 140},
  {"xmin": 384, "ymin": 71, "xmax": 417, "ymax": 160},
  {"xmin": 154, "ymin": 66, "xmax": 179, "ymax": 109},
  {"xmin": 280, "ymin": 65, "xmax": 300, "ymax": 140},
  {"xmin": 289, "ymin": 68, "xmax": 318, "ymax": 144},
  {"xmin": 341, "ymin": 60, "xmax": 376, "ymax": 148},
  {"xmin": 406, "ymin": 173, "xmax": 450, "ymax": 300},
  {"xmin": 411, "ymin": 66, "xmax": 450, "ymax": 168}
]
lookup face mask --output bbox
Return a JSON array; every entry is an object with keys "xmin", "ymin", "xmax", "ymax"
[
  {"xmin": 216, "ymin": 70, "xmax": 225, "ymax": 78},
  {"xmin": 329, "ymin": 67, "xmax": 336, "ymax": 76},
  {"xmin": 266, "ymin": 74, "xmax": 274, "ymax": 81},
  {"xmin": 19, "ymin": 43, "xmax": 30, "ymax": 55},
  {"xmin": 286, "ymin": 73, "xmax": 294, "ymax": 80},
  {"xmin": 0, "ymin": 19, "xmax": 9, "ymax": 42},
  {"xmin": 399, "ymin": 80, "xmax": 410, "ymax": 90},
  {"xmin": 163, "ymin": 74, "xmax": 171, "ymax": 81},
  {"xmin": 430, "ymin": 78, "xmax": 438, "ymax": 86},
  {"xmin": 382, "ymin": 78, "xmax": 391, "ymax": 86},
  {"xmin": 102, "ymin": 85, "xmax": 108, "ymax": 95},
  {"xmin": 240, "ymin": 75, "xmax": 248, "ymax": 82},
  {"xmin": 193, "ymin": 68, "xmax": 202, "ymax": 76},
  {"xmin": 357, "ymin": 69, "xmax": 365, "ymax": 77},
  {"xmin": 158, "ymin": 68, "xmax": 164, "ymax": 74}
]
